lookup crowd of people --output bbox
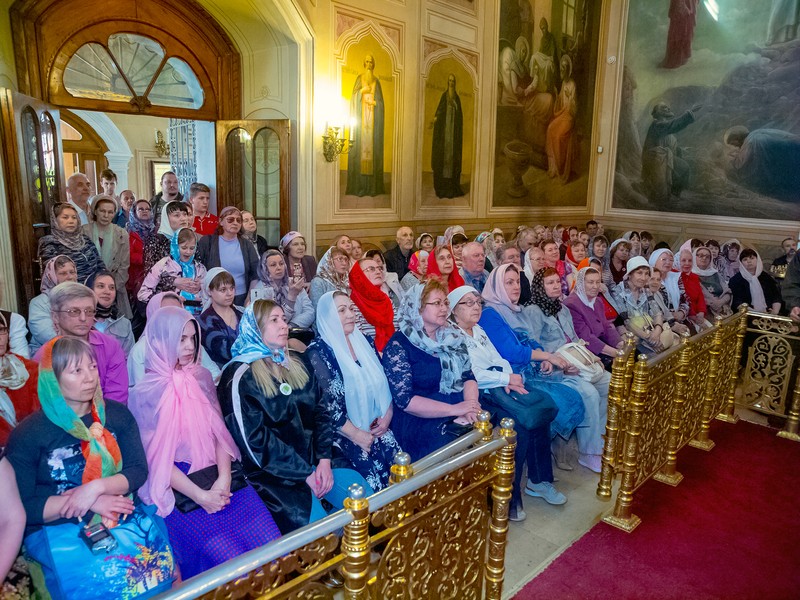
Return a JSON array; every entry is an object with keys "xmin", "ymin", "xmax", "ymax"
[{"xmin": 0, "ymin": 167, "xmax": 798, "ymax": 597}]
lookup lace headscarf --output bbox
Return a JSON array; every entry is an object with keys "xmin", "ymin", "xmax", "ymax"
[
  {"xmin": 49, "ymin": 204, "xmax": 86, "ymax": 251},
  {"xmin": 529, "ymin": 267, "xmax": 563, "ymax": 318},
  {"xmin": 316, "ymin": 248, "xmax": 349, "ymax": 290},
  {"xmin": 127, "ymin": 199, "xmax": 155, "ymax": 241},
  {"xmin": 40, "ymin": 255, "xmax": 76, "ymax": 295},
  {"xmin": 258, "ymin": 250, "xmax": 289, "ymax": 307},
  {"xmin": 572, "ymin": 266, "xmax": 601, "ymax": 309},
  {"xmin": 398, "ymin": 283, "xmax": 471, "ymax": 394},
  {"xmin": 738, "ymin": 250, "xmax": 767, "ymax": 312}
]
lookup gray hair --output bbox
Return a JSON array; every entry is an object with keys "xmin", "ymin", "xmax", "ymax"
[
  {"xmin": 51, "ymin": 337, "xmax": 96, "ymax": 381},
  {"xmin": 496, "ymin": 242, "xmax": 518, "ymax": 264},
  {"xmin": 462, "ymin": 242, "xmax": 484, "ymax": 257},
  {"xmin": 50, "ymin": 281, "xmax": 96, "ymax": 313}
]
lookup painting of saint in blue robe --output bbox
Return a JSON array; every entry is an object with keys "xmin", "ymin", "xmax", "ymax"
[
  {"xmin": 724, "ymin": 126, "xmax": 800, "ymax": 202},
  {"xmin": 432, "ymin": 73, "xmax": 464, "ymax": 198},
  {"xmin": 346, "ymin": 54, "xmax": 385, "ymax": 197}
]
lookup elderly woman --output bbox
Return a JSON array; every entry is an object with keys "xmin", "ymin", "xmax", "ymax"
[
  {"xmin": 309, "ymin": 247, "xmax": 351, "ymax": 309},
  {"xmin": 426, "ymin": 245, "xmax": 465, "ymax": 292},
  {"xmin": 83, "ymin": 195, "xmax": 131, "ymax": 317},
  {"xmin": 678, "ymin": 248, "xmax": 709, "ymax": 329},
  {"xmin": 718, "ymin": 239, "xmax": 742, "ymax": 283},
  {"xmin": 280, "ymin": 231, "xmax": 318, "ymax": 289},
  {"xmin": 400, "ymin": 250, "xmax": 429, "ymax": 290},
  {"xmin": 729, "ymin": 249, "xmax": 782, "ymax": 314},
  {"xmin": 197, "ymin": 207, "xmax": 260, "ymax": 306},
  {"xmin": 29, "ymin": 256, "xmax": 78, "ymax": 354},
  {"xmin": 143, "ymin": 200, "xmax": 191, "ymax": 273},
  {"xmin": 38, "ymin": 203, "xmax": 104, "ymax": 283},
  {"xmin": 251, "ymin": 250, "xmax": 314, "ymax": 330},
  {"xmin": 217, "ymin": 301, "xmax": 371, "ymax": 534},
  {"xmin": 139, "ymin": 227, "xmax": 207, "ymax": 313},
  {"xmin": 129, "ymin": 292, "xmax": 221, "ymax": 386},
  {"xmin": 350, "ymin": 257, "xmax": 403, "ymax": 351},
  {"xmin": 366, "ymin": 249, "xmax": 404, "ymax": 298},
  {"xmin": 693, "ymin": 246, "xmax": 732, "ymax": 317},
  {"xmin": 0, "ymin": 313, "xmax": 39, "ymax": 446},
  {"xmin": 6, "ymin": 337, "xmax": 175, "ymax": 598},
  {"xmin": 31, "ymin": 282, "xmax": 128, "ymax": 405},
  {"xmin": 449, "ymin": 286, "xmax": 564, "ymax": 517},
  {"xmin": 308, "ymin": 292, "xmax": 402, "ymax": 491},
  {"xmin": 540, "ymin": 239, "xmax": 572, "ymax": 297},
  {"xmin": 563, "ymin": 266, "xmax": 623, "ymax": 369},
  {"xmin": 130, "ymin": 308, "xmax": 280, "ymax": 578},
  {"xmin": 526, "ymin": 268, "xmax": 612, "ymax": 473},
  {"xmin": 649, "ymin": 248, "xmax": 691, "ymax": 333},
  {"xmin": 241, "ymin": 210, "xmax": 270, "ymax": 256},
  {"xmin": 416, "ymin": 232, "xmax": 435, "ymax": 253},
  {"xmin": 613, "ymin": 257, "xmax": 667, "ymax": 353},
  {"xmin": 86, "ymin": 271, "xmax": 134, "ymax": 357},
  {"xmin": 381, "ymin": 280, "xmax": 481, "ymax": 460}
]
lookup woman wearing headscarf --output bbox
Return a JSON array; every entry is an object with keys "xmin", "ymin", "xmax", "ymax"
[
  {"xmin": 308, "ymin": 292, "xmax": 402, "ymax": 491},
  {"xmin": 251, "ymin": 250, "xmax": 314, "ymax": 329},
  {"xmin": 590, "ymin": 235, "xmax": 609, "ymax": 262},
  {"xmin": 718, "ymin": 239, "xmax": 743, "ymax": 283},
  {"xmin": 564, "ymin": 266, "xmax": 623, "ymax": 370},
  {"xmin": 622, "ymin": 231, "xmax": 642, "ymax": 257},
  {"xmin": 217, "ymin": 300, "xmax": 371, "ymax": 534},
  {"xmin": 198, "ymin": 268, "xmax": 243, "ymax": 368},
  {"xmin": 38, "ymin": 203, "xmax": 104, "ymax": 284},
  {"xmin": 349, "ymin": 258, "xmax": 400, "ymax": 352},
  {"xmin": 426, "ymin": 245, "xmax": 465, "ymax": 292},
  {"xmin": 677, "ymin": 248, "xmax": 709, "ymax": 329},
  {"xmin": 540, "ymin": 239, "xmax": 572, "ymax": 297},
  {"xmin": 6, "ymin": 337, "xmax": 175, "ymax": 598},
  {"xmin": 28, "ymin": 255, "xmax": 78, "ymax": 354},
  {"xmin": 613, "ymin": 257, "xmax": 667, "ymax": 353},
  {"xmin": 416, "ymin": 232, "xmax": 435, "ymax": 253},
  {"xmin": 728, "ymin": 249, "xmax": 782, "ymax": 314},
  {"xmin": 449, "ymin": 286, "xmax": 564, "ymax": 518},
  {"xmin": 400, "ymin": 250, "xmax": 429, "ymax": 290},
  {"xmin": 86, "ymin": 271, "xmax": 135, "ymax": 357},
  {"xmin": 381, "ymin": 280, "xmax": 480, "ymax": 459},
  {"xmin": 126, "ymin": 199, "xmax": 155, "ymax": 315},
  {"xmin": 604, "ymin": 239, "xmax": 631, "ymax": 290},
  {"xmin": 693, "ymin": 246, "xmax": 732, "ymax": 317},
  {"xmin": 309, "ymin": 247, "xmax": 351, "ymax": 309},
  {"xmin": 475, "ymin": 231, "xmax": 497, "ymax": 271},
  {"xmin": 526, "ymin": 267, "xmax": 612, "ymax": 473},
  {"xmin": 0, "ymin": 312, "xmax": 38, "ymax": 446},
  {"xmin": 139, "ymin": 227, "xmax": 207, "ymax": 314},
  {"xmin": 241, "ymin": 210, "xmax": 270, "ymax": 256},
  {"xmin": 128, "ymin": 292, "xmax": 221, "ymax": 387},
  {"xmin": 649, "ymin": 248, "xmax": 691, "ymax": 334},
  {"xmin": 83, "ymin": 195, "xmax": 131, "ymax": 317},
  {"xmin": 477, "ymin": 264, "xmax": 585, "ymax": 467},
  {"xmin": 280, "ymin": 231, "xmax": 318, "ymax": 289},
  {"xmin": 143, "ymin": 200, "xmax": 190, "ymax": 273},
  {"xmin": 130, "ymin": 307, "xmax": 280, "ymax": 578}
]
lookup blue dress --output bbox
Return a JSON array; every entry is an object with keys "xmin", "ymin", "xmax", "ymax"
[
  {"xmin": 381, "ymin": 331, "xmax": 476, "ymax": 460},
  {"xmin": 307, "ymin": 338, "xmax": 403, "ymax": 491},
  {"xmin": 198, "ymin": 306, "xmax": 242, "ymax": 367}
]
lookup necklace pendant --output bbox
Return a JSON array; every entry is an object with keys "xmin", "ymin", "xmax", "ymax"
[{"xmin": 279, "ymin": 382, "xmax": 292, "ymax": 396}]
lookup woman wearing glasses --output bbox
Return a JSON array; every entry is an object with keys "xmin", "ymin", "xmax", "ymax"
[
  {"xmin": 32, "ymin": 282, "xmax": 128, "ymax": 405},
  {"xmin": 348, "ymin": 257, "xmax": 402, "ymax": 352},
  {"xmin": 197, "ymin": 206, "xmax": 261, "ymax": 306},
  {"xmin": 309, "ymin": 247, "xmax": 351, "ymax": 310},
  {"xmin": 449, "ymin": 286, "xmax": 565, "ymax": 519},
  {"xmin": 381, "ymin": 280, "xmax": 481, "ymax": 460}
]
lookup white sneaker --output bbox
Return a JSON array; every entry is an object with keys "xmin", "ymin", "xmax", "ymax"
[
  {"xmin": 578, "ymin": 453, "xmax": 602, "ymax": 473},
  {"xmin": 524, "ymin": 481, "xmax": 567, "ymax": 505}
]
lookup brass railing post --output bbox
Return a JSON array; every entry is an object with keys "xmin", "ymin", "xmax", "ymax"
[
  {"xmin": 691, "ymin": 315, "xmax": 725, "ymax": 450},
  {"xmin": 778, "ymin": 362, "xmax": 800, "ymax": 442},
  {"xmin": 655, "ymin": 333, "xmax": 689, "ymax": 486},
  {"xmin": 603, "ymin": 355, "xmax": 648, "ymax": 533},
  {"xmin": 484, "ymin": 418, "xmax": 516, "ymax": 600},
  {"xmin": 342, "ymin": 484, "xmax": 370, "ymax": 600},
  {"xmin": 598, "ymin": 343, "xmax": 630, "ymax": 500},
  {"xmin": 389, "ymin": 451, "xmax": 413, "ymax": 484},
  {"xmin": 718, "ymin": 304, "xmax": 746, "ymax": 423},
  {"xmin": 475, "ymin": 410, "xmax": 494, "ymax": 442}
]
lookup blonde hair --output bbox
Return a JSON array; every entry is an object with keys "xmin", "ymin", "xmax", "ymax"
[{"xmin": 249, "ymin": 300, "xmax": 309, "ymax": 397}]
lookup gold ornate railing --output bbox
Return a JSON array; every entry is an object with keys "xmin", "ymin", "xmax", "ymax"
[
  {"xmin": 154, "ymin": 414, "xmax": 516, "ymax": 600},
  {"xmin": 597, "ymin": 307, "xmax": 747, "ymax": 532}
]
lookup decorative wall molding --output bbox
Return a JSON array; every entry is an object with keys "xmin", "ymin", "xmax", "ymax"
[{"xmin": 426, "ymin": 10, "xmax": 478, "ymax": 47}]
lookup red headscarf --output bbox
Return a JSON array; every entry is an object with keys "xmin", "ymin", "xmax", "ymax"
[
  {"xmin": 348, "ymin": 261, "xmax": 396, "ymax": 351},
  {"xmin": 426, "ymin": 245, "xmax": 465, "ymax": 292}
]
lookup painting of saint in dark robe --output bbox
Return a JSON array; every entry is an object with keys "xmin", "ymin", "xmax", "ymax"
[
  {"xmin": 723, "ymin": 126, "xmax": 800, "ymax": 201},
  {"xmin": 432, "ymin": 74, "xmax": 464, "ymax": 198},
  {"xmin": 346, "ymin": 54, "xmax": 385, "ymax": 197}
]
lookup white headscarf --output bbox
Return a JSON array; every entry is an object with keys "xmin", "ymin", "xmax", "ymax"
[
  {"xmin": 202, "ymin": 267, "xmax": 229, "ymax": 309},
  {"xmin": 572, "ymin": 266, "xmax": 600, "ymax": 308},
  {"xmin": 157, "ymin": 201, "xmax": 182, "ymax": 238},
  {"xmin": 739, "ymin": 250, "xmax": 767, "ymax": 312},
  {"xmin": 649, "ymin": 248, "xmax": 680, "ymax": 310},
  {"xmin": 316, "ymin": 291, "xmax": 392, "ymax": 430},
  {"xmin": 692, "ymin": 247, "xmax": 718, "ymax": 277}
]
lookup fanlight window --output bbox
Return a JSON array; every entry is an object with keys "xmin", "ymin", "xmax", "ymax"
[{"xmin": 64, "ymin": 34, "xmax": 204, "ymax": 110}]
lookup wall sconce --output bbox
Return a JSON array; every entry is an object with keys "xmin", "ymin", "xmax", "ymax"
[
  {"xmin": 322, "ymin": 123, "xmax": 353, "ymax": 162},
  {"xmin": 155, "ymin": 130, "xmax": 170, "ymax": 157}
]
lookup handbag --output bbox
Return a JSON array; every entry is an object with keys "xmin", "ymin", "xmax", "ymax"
[
  {"xmin": 555, "ymin": 340, "xmax": 606, "ymax": 384},
  {"xmin": 173, "ymin": 463, "xmax": 248, "ymax": 513},
  {"xmin": 24, "ymin": 503, "xmax": 175, "ymax": 600}
]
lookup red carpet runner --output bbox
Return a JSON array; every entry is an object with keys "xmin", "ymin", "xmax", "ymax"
[{"xmin": 515, "ymin": 421, "xmax": 800, "ymax": 600}]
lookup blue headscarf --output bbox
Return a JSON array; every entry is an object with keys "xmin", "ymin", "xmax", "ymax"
[
  {"xmin": 229, "ymin": 303, "xmax": 287, "ymax": 366},
  {"xmin": 170, "ymin": 228, "xmax": 197, "ymax": 303}
]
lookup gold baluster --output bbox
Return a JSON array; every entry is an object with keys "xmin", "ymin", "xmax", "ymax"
[
  {"xmin": 389, "ymin": 451, "xmax": 413, "ymax": 485},
  {"xmin": 342, "ymin": 483, "xmax": 370, "ymax": 600},
  {"xmin": 475, "ymin": 410, "xmax": 493, "ymax": 442},
  {"xmin": 691, "ymin": 314, "xmax": 724, "ymax": 450},
  {"xmin": 598, "ymin": 344, "xmax": 629, "ymax": 500},
  {"xmin": 603, "ymin": 355, "xmax": 648, "ymax": 533},
  {"xmin": 717, "ymin": 304, "xmax": 746, "ymax": 423},
  {"xmin": 484, "ymin": 417, "xmax": 516, "ymax": 600},
  {"xmin": 655, "ymin": 333, "xmax": 689, "ymax": 486},
  {"xmin": 777, "ymin": 361, "xmax": 800, "ymax": 442}
]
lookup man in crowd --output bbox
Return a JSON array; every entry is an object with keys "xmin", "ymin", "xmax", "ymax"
[
  {"xmin": 460, "ymin": 242, "xmax": 490, "ymax": 292},
  {"xmin": 66, "ymin": 172, "xmax": 92, "ymax": 225},
  {"xmin": 151, "ymin": 171, "xmax": 184, "ymax": 226},
  {"xmin": 100, "ymin": 168, "xmax": 119, "ymax": 201},
  {"xmin": 114, "ymin": 189, "xmax": 136, "ymax": 228},
  {"xmin": 586, "ymin": 220, "xmax": 599, "ymax": 238},
  {"xmin": 385, "ymin": 226, "xmax": 414, "ymax": 279},
  {"xmin": 188, "ymin": 182, "xmax": 218, "ymax": 236}
]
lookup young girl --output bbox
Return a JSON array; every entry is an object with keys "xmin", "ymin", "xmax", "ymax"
[{"xmin": 138, "ymin": 227, "xmax": 207, "ymax": 314}]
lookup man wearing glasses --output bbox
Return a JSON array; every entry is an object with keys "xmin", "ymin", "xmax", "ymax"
[{"xmin": 32, "ymin": 282, "xmax": 128, "ymax": 404}]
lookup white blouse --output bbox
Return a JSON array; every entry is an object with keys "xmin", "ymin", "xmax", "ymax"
[{"xmin": 457, "ymin": 323, "xmax": 513, "ymax": 390}]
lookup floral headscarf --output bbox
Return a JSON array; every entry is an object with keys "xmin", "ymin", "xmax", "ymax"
[
  {"xmin": 316, "ymin": 248, "xmax": 349, "ymax": 290},
  {"xmin": 49, "ymin": 204, "xmax": 86, "ymax": 251},
  {"xmin": 530, "ymin": 268, "xmax": 563, "ymax": 318},
  {"xmin": 40, "ymin": 255, "xmax": 76, "ymax": 295},
  {"xmin": 572, "ymin": 266, "xmax": 601, "ymax": 309},
  {"xmin": 258, "ymin": 250, "xmax": 289, "ymax": 307},
  {"xmin": 398, "ymin": 283, "xmax": 471, "ymax": 394},
  {"xmin": 127, "ymin": 199, "xmax": 155, "ymax": 241}
]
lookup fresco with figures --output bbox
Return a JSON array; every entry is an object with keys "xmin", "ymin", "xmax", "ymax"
[
  {"xmin": 612, "ymin": 0, "xmax": 800, "ymax": 220},
  {"xmin": 494, "ymin": 0, "xmax": 602, "ymax": 208}
]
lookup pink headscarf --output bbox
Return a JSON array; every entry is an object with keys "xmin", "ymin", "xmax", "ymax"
[
  {"xmin": 145, "ymin": 291, "xmax": 184, "ymax": 321},
  {"xmin": 130, "ymin": 306, "xmax": 240, "ymax": 516}
]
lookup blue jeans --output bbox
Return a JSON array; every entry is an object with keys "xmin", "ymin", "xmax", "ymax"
[{"xmin": 308, "ymin": 468, "xmax": 375, "ymax": 523}]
